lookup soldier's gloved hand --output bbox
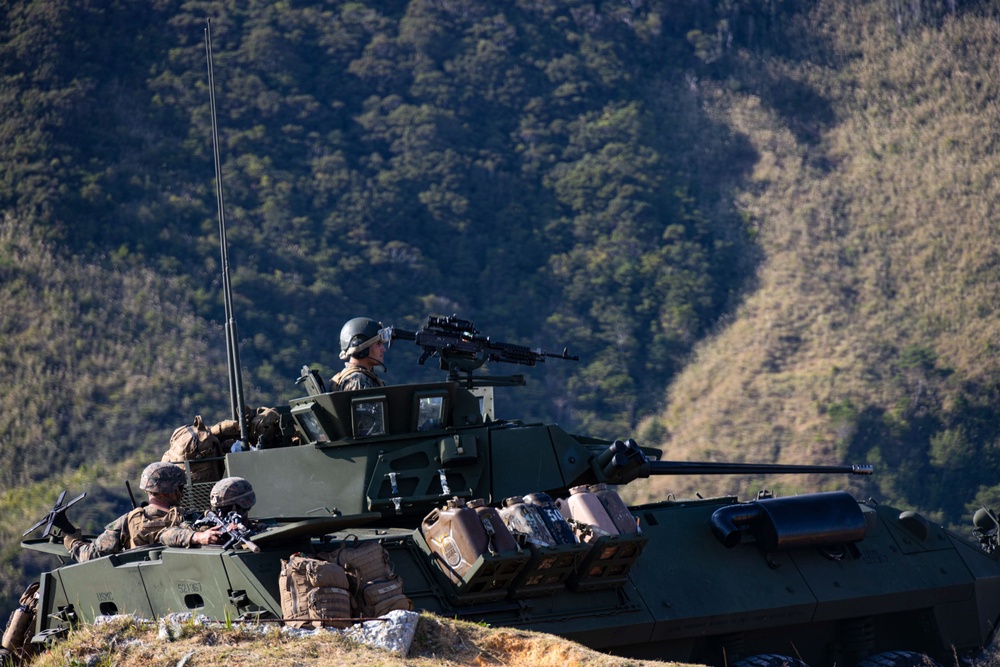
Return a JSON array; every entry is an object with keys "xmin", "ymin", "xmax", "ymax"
[{"xmin": 52, "ymin": 511, "xmax": 76, "ymax": 535}]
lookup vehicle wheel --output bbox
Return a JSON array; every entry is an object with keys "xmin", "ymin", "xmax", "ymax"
[
  {"xmin": 732, "ymin": 654, "xmax": 810, "ymax": 667},
  {"xmin": 855, "ymin": 651, "xmax": 941, "ymax": 667}
]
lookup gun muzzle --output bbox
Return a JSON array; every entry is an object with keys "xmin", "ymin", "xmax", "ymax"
[{"xmin": 601, "ymin": 439, "xmax": 650, "ymax": 484}]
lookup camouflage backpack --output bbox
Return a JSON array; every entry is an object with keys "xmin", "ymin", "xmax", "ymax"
[
  {"xmin": 279, "ymin": 555, "xmax": 352, "ymax": 628},
  {"xmin": 161, "ymin": 415, "xmax": 224, "ymax": 482},
  {"xmin": 327, "ymin": 538, "xmax": 412, "ymax": 618}
]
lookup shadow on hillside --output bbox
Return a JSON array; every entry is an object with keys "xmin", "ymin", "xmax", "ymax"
[
  {"xmin": 687, "ymin": 4, "xmax": 841, "ymax": 151},
  {"xmin": 647, "ymin": 73, "xmax": 765, "ymax": 326},
  {"xmin": 744, "ymin": 70, "xmax": 836, "ymax": 149}
]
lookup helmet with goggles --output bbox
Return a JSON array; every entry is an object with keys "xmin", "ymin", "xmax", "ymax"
[{"xmin": 339, "ymin": 317, "xmax": 392, "ymax": 360}]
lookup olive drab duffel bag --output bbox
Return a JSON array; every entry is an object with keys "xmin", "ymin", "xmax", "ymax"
[
  {"xmin": 161, "ymin": 415, "xmax": 224, "ymax": 482},
  {"xmin": 279, "ymin": 554, "xmax": 352, "ymax": 629}
]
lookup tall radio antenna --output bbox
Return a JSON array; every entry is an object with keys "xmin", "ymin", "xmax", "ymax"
[{"xmin": 206, "ymin": 19, "xmax": 249, "ymax": 442}]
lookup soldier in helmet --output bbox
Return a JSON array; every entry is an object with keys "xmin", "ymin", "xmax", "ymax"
[
  {"xmin": 2, "ymin": 466, "xmax": 229, "ymax": 662},
  {"xmin": 58, "ymin": 462, "xmax": 225, "ymax": 563},
  {"xmin": 205, "ymin": 476, "xmax": 261, "ymax": 550},
  {"xmin": 330, "ymin": 317, "xmax": 391, "ymax": 391},
  {"xmin": 210, "ymin": 476, "xmax": 256, "ymax": 523}
]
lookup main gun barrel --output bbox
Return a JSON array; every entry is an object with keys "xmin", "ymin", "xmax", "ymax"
[
  {"xmin": 595, "ymin": 439, "xmax": 873, "ymax": 485},
  {"xmin": 648, "ymin": 461, "xmax": 874, "ymax": 476}
]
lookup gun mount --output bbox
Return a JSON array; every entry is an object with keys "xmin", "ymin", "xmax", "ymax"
[{"xmin": 389, "ymin": 314, "xmax": 579, "ymax": 388}]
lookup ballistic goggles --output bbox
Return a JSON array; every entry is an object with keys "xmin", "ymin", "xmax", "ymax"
[{"xmin": 343, "ymin": 325, "xmax": 394, "ymax": 359}]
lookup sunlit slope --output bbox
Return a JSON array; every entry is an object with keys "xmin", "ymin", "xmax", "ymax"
[{"xmin": 637, "ymin": 3, "xmax": 1000, "ymax": 525}]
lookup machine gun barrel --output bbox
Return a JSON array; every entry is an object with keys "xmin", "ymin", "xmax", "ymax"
[
  {"xmin": 390, "ymin": 315, "xmax": 578, "ymax": 381},
  {"xmin": 648, "ymin": 461, "xmax": 874, "ymax": 475}
]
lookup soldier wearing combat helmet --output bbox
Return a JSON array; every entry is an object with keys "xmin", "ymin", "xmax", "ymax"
[
  {"xmin": 60, "ymin": 462, "xmax": 225, "ymax": 563},
  {"xmin": 210, "ymin": 476, "xmax": 256, "ymax": 522},
  {"xmin": 330, "ymin": 317, "xmax": 391, "ymax": 391}
]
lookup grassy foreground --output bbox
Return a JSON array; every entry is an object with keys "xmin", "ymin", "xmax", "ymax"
[
  {"xmin": 23, "ymin": 613, "xmax": 691, "ymax": 667},
  {"xmin": 23, "ymin": 613, "xmax": 1000, "ymax": 667}
]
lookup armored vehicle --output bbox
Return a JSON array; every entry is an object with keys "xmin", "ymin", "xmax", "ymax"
[
  {"xmin": 17, "ymin": 313, "xmax": 1000, "ymax": 667},
  {"xmin": 13, "ymin": 25, "xmax": 1000, "ymax": 667}
]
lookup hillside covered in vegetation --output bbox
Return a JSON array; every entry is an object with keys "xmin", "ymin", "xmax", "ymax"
[
  {"xmin": 2, "ymin": 0, "xmax": 999, "ymax": 611},
  {"xmin": 635, "ymin": 1, "xmax": 1000, "ymax": 527}
]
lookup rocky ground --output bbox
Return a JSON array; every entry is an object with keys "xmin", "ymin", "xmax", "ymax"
[
  {"xmin": 16, "ymin": 612, "xmax": 693, "ymax": 667},
  {"xmin": 10, "ymin": 609, "xmax": 1000, "ymax": 667}
]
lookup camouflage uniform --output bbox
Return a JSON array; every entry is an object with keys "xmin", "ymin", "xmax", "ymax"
[
  {"xmin": 330, "ymin": 364, "xmax": 384, "ymax": 391},
  {"xmin": 63, "ymin": 462, "xmax": 198, "ymax": 562},
  {"xmin": 64, "ymin": 516, "xmax": 125, "ymax": 563},
  {"xmin": 64, "ymin": 505, "xmax": 198, "ymax": 562}
]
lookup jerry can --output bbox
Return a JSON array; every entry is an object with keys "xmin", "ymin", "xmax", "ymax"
[
  {"xmin": 589, "ymin": 483, "xmax": 639, "ymax": 534},
  {"xmin": 467, "ymin": 498, "xmax": 520, "ymax": 553},
  {"xmin": 524, "ymin": 491, "xmax": 578, "ymax": 544},
  {"xmin": 563, "ymin": 485, "xmax": 619, "ymax": 543},
  {"xmin": 499, "ymin": 495, "xmax": 556, "ymax": 547},
  {"xmin": 421, "ymin": 497, "xmax": 489, "ymax": 584}
]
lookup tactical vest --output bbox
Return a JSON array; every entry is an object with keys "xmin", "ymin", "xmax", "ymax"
[
  {"xmin": 330, "ymin": 365, "xmax": 383, "ymax": 391},
  {"xmin": 124, "ymin": 505, "xmax": 185, "ymax": 549}
]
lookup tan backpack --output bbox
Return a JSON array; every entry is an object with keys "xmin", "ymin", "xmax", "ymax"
[
  {"xmin": 2, "ymin": 581, "xmax": 40, "ymax": 662},
  {"xmin": 161, "ymin": 415, "xmax": 224, "ymax": 482},
  {"xmin": 328, "ymin": 539, "xmax": 412, "ymax": 618},
  {"xmin": 279, "ymin": 555, "xmax": 352, "ymax": 628}
]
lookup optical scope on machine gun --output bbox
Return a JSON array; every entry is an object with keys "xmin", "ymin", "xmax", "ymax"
[
  {"xmin": 593, "ymin": 438, "xmax": 875, "ymax": 486},
  {"xmin": 389, "ymin": 315, "xmax": 579, "ymax": 387},
  {"xmin": 193, "ymin": 510, "xmax": 261, "ymax": 553}
]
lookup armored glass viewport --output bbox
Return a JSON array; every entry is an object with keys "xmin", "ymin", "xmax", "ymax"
[
  {"xmin": 413, "ymin": 391, "xmax": 448, "ymax": 431},
  {"xmin": 351, "ymin": 396, "xmax": 387, "ymax": 438}
]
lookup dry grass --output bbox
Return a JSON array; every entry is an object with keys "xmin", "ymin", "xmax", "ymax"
[
  {"xmin": 633, "ymin": 1, "xmax": 1000, "ymax": 516},
  {"xmin": 23, "ymin": 613, "xmax": 1000, "ymax": 667},
  {"xmin": 24, "ymin": 614, "xmax": 693, "ymax": 667}
]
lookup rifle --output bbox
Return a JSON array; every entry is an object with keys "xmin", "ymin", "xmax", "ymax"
[
  {"xmin": 194, "ymin": 510, "xmax": 261, "ymax": 553},
  {"xmin": 391, "ymin": 315, "xmax": 578, "ymax": 386}
]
